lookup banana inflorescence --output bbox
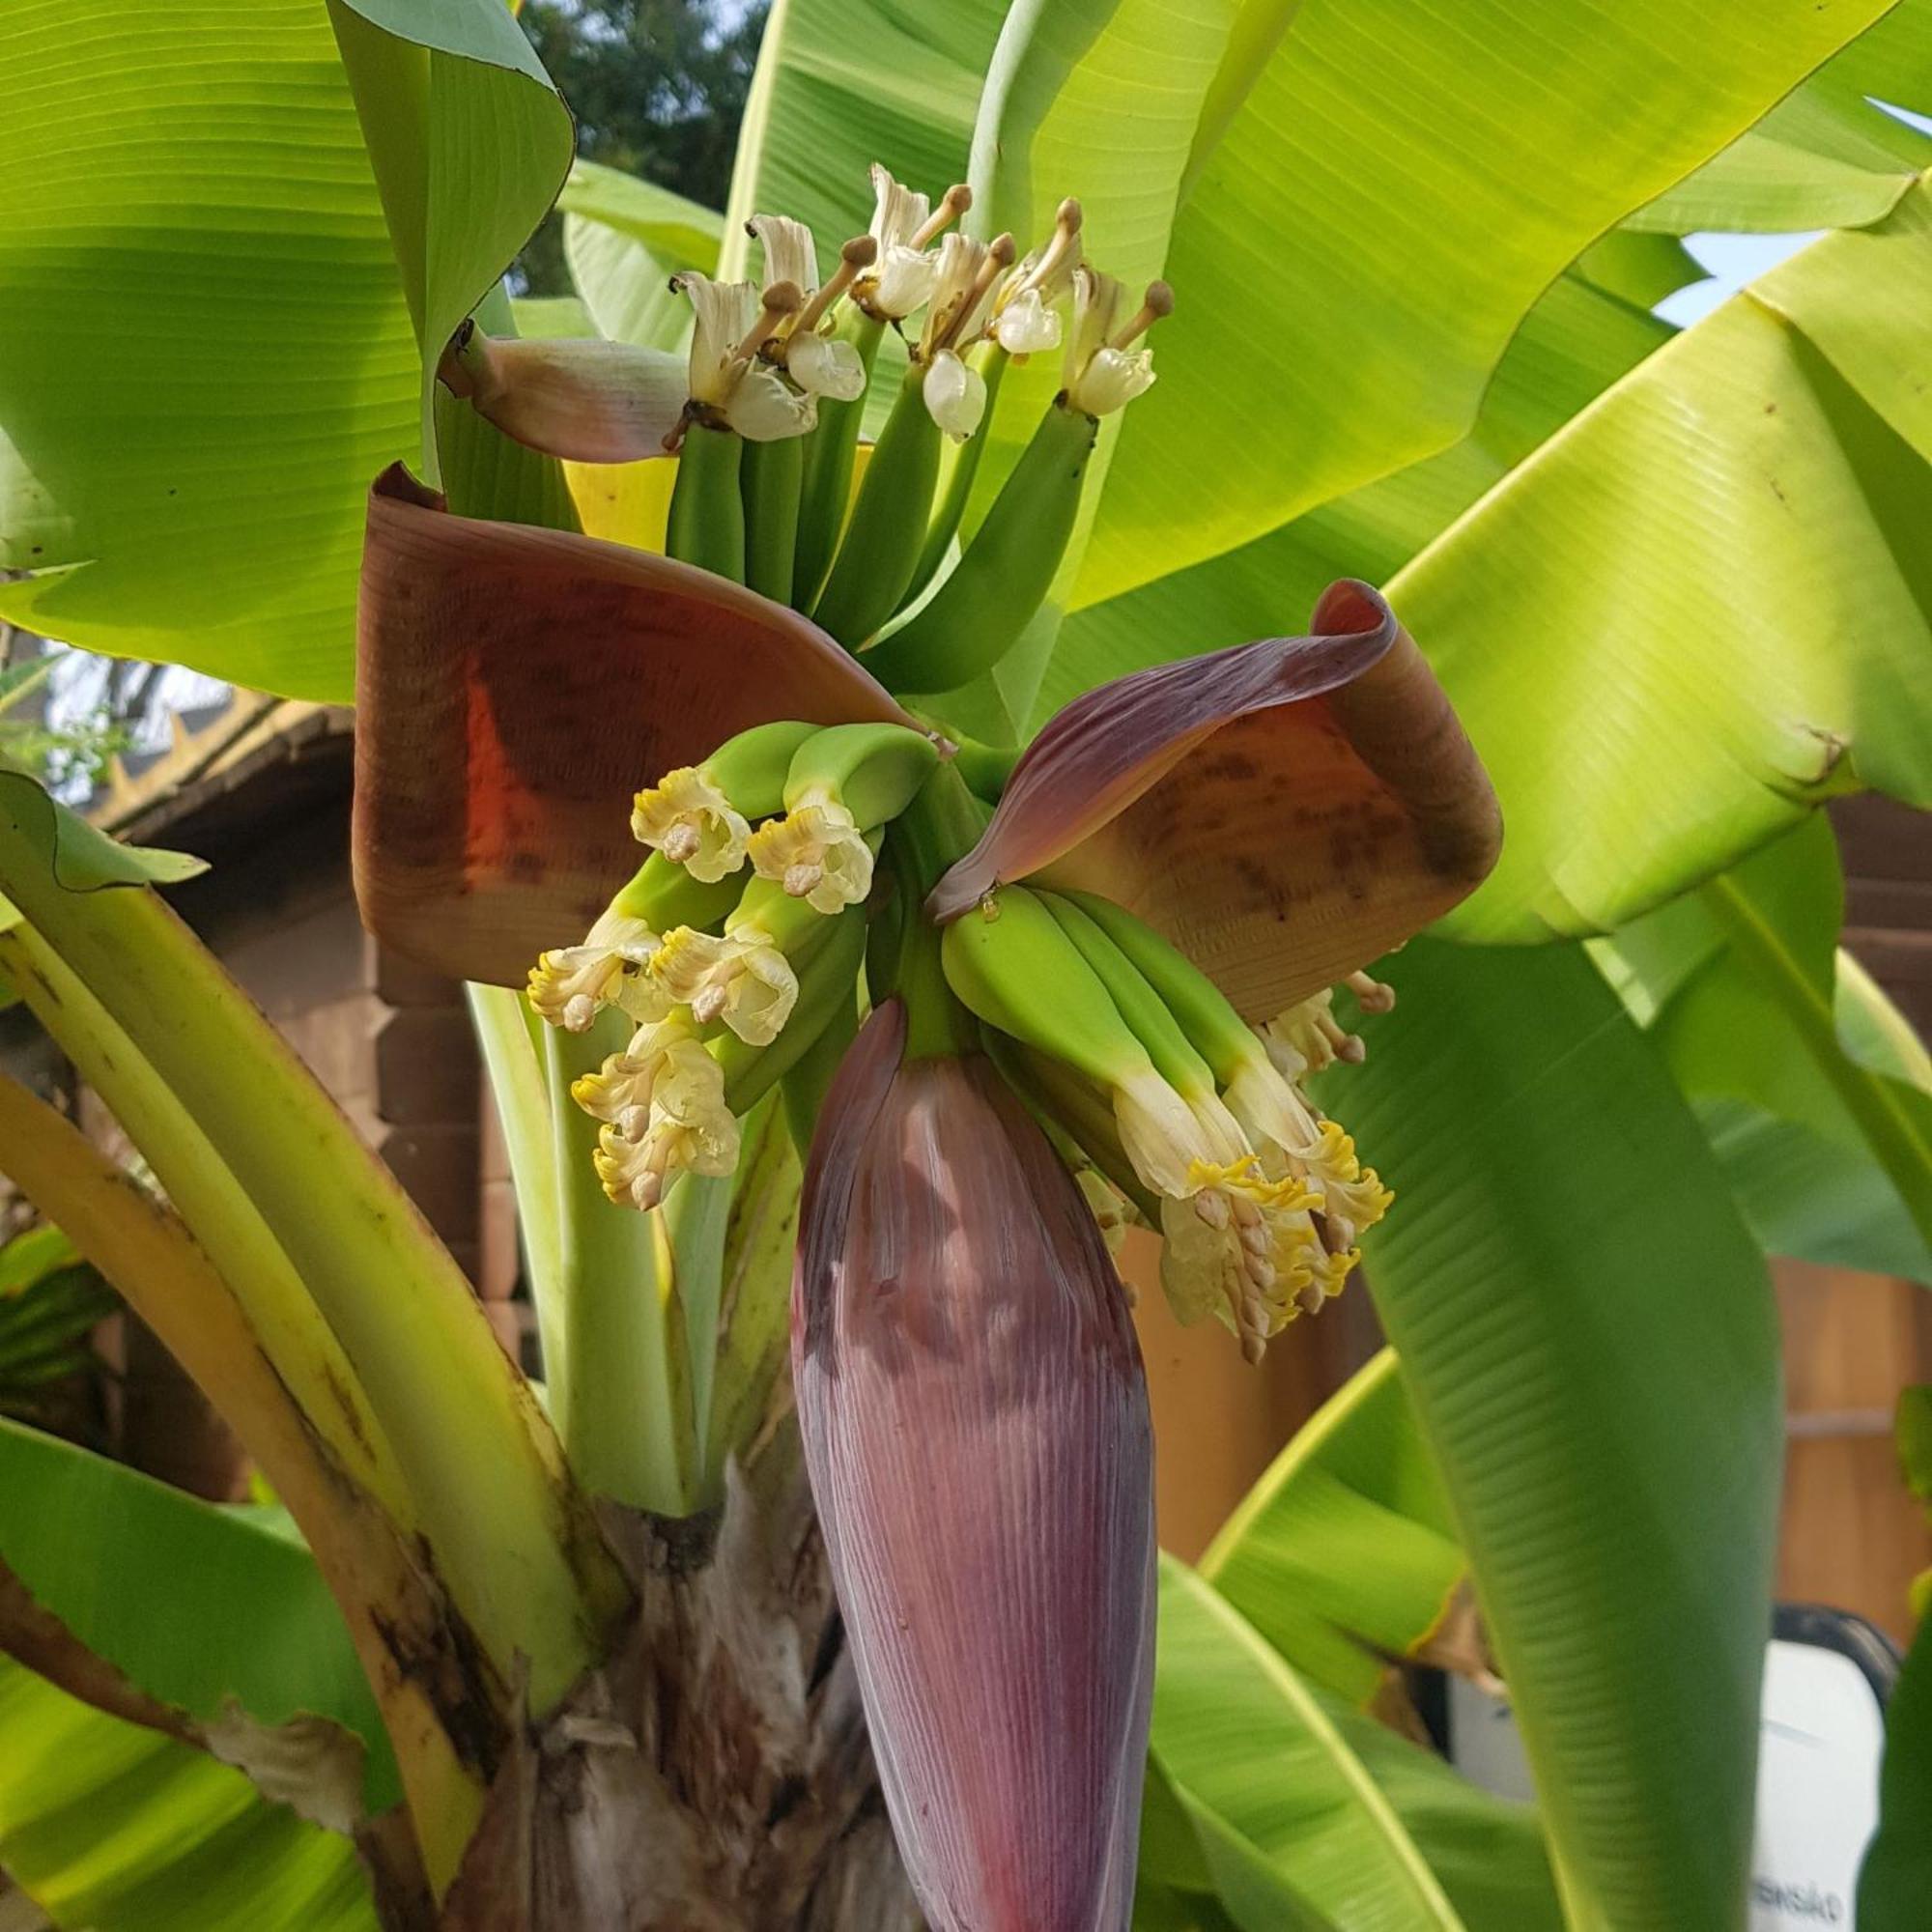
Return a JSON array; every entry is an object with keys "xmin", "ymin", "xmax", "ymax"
[{"xmin": 495, "ymin": 157, "xmax": 1392, "ymax": 1364}]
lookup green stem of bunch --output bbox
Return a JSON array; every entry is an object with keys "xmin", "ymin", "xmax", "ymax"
[{"xmin": 888, "ymin": 763, "xmax": 987, "ymax": 1061}]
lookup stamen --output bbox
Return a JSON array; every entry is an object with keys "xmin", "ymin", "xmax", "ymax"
[
  {"xmin": 956, "ymin": 232, "xmax": 1015, "ymax": 341},
  {"xmin": 661, "ymin": 823, "xmax": 700, "ymax": 864},
  {"xmin": 910, "ymin": 182, "xmax": 973, "ymax": 250},
  {"xmin": 1026, "ymin": 198, "xmax": 1085, "ymax": 291},
  {"xmin": 1345, "ymin": 968, "xmax": 1397, "ymax": 1014},
  {"xmin": 731, "ymin": 280, "xmax": 804, "ymax": 364},
  {"xmin": 1110, "ymin": 279, "xmax": 1175, "ymax": 351},
  {"xmin": 791, "ymin": 234, "xmax": 878, "ymax": 336},
  {"xmin": 783, "ymin": 860, "xmax": 826, "ymax": 899}
]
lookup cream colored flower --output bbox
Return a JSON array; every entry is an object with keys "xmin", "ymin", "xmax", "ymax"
[
  {"xmin": 1063, "ymin": 268, "xmax": 1169, "ymax": 417},
  {"xmin": 674, "ymin": 271, "xmax": 816, "ymax": 440},
  {"xmin": 985, "ymin": 197, "xmax": 1083, "ymax": 355},
  {"xmin": 526, "ymin": 910, "xmax": 667, "ymax": 1033},
  {"xmin": 746, "ymin": 794, "xmax": 874, "ymax": 913},
  {"xmin": 631, "ymin": 766, "xmax": 753, "ymax": 880},
  {"xmin": 647, "ymin": 924, "xmax": 798, "ymax": 1045},
  {"xmin": 588, "ymin": 1034, "xmax": 739, "ymax": 1210}
]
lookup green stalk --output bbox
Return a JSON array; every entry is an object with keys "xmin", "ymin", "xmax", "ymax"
[
  {"xmin": 1705, "ymin": 874, "xmax": 1932, "ymax": 1250},
  {"xmin": 667, "ymin": 422, "xmax": 747, "ymax": 582},
  {"xmin": 811, "ymin": 364, "xmax": 945, "ymax": 647},
  {"xmin": 0, "ymin": 862, "xmax": 626, "ymax": 1710},
  {"xmin": 661, "ymin": 1167, "xmax": 735, "ymax": 1497},
  {"xmin": 467, "ymin": 983, "xmax": 564, "ymax": 1397},
  {"xmin": 0, "ymin": 928, "xmax": 412, "ymax": 1525},
  {"xmin": 793, "ymin": 309, "xmax": 885, "ymax": 608},
  {"xmin": 904, "ymin": 344, "xmax": 1008, "ymax": 604},
  {"xmin": 781, "ymin": 974, "xmax": 860, "ymax": 1155},
  {"xmin": 741, "ymin": 432, "xmax": 803, "ymax": 604},
  {"xmin": 546, "ymin": 1019, "xmax": 700, "ymax": 1516},
  {"xmin": 887, "ymin": 764, "xmax": 985, "ymax": 1061},
  {"xmin": 701, "ymin": 1098, "xmax": 802, "ymax": 1477},
  {"xmin": 0, "ymin": 1060, "xmax": 490, "ymax": 1892}
]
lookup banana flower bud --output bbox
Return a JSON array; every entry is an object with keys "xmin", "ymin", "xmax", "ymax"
[{"xmin": 794, "ymin": 1001, "xmax": 1154, "ymax": 1931}]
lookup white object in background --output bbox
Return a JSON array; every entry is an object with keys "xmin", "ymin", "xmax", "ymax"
[
  {"xmin": 1439, "ymin": 1607, "xmax": 1896, "ymax": 1928},
  {"xmin": 1748, "ymin": 1636, "xmax": 1887, "ymax": 1929}
]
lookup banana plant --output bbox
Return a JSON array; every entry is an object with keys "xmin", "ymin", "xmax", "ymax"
[{"xmin": 1, "ymin": 0, "xmax": 1930, "ymax": 1929}]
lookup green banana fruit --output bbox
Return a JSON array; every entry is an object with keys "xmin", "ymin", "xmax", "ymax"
[
  {"xmin": 610, "ymin": 853, "xmax": 742, "ymax": 934},
  {"xmin": 938, "ymin": 884, "xmax": 1151, "ymax": 1093},
  {"xmin": 792, "ymin": 308, "xmax": 885, "ymax": 609},
  {"xmin": 781, "ymin": 968, "xmax": 861, "ymax": 1154},
  {"xmin": 810, "ymin": 364, "xmax": 945, "ymax": 646},
  {"xmin": 1057, "ymin": 890, "xmax": 1259, "ymax": 1085},
  {"xmin": 725, "ymin": 870, "xmax": 869, "ymax": 961},
  {"xmin": 741, "ymin": 433, "xmax": 803, "ymax": 605},
  {"xmin": 860, "ymin": 399, "xmax": 1095, "ymax": 695},
  {"xmin": 1036, "ymin": 892, "xmax": 1217, "ymax": 1100},
  {"xmin": 631, "ymin": 720, "xmax": 821, "ymax": 879},
  {"xmin": 979, "ymin": 1025, "xmax": 1160, "ymax": 1222},
  {"xmin": 666, "ymin": 421, "xmax": 746, "ymax": 582},
  {"xmin": 902, "ymin": 344, "xmax": 1009, "ymax": 605},
  {"xmin": 748, "ymin": 725, "xmax": 939, "ymax": 914},
  {"xmin": 704, "ymin": 721, "xmax": 825, "ymax": 817},
  {"xmin": 781, "ymin": 722, "xmax": 940, "ymax": 828}
]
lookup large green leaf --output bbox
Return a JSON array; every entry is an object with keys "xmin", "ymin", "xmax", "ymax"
[
  {"xmin": 323, "ymin": 0, "xmax": 568, "ymax": 384},
  {"xmin": 935, "ymin": 0, "xmax": 1249, "ymax": 742},
  {"xmin": 1074, "ymin": 0, "xmax": 1899, "ymax": 608},
  {"xmin": 0, "ymin": 1418, "xmax": 396, "ymax": 1814},
  {"xmin": 1402, "ymin": 179, "xmax": 1932, "ymax": 940},
  {"xmin": 1628, "ymin": 2, "xmax": 1932, "ymax": 235},
  {"xmin": 1199, "ymin": 1350, "xmax": 1470, "ymax": 1711},
  {"xmin": 0, "ymin": 1658, "xmax": 378, "ymax": 1932},
  {"xmin": 556, "ymin": 159, "xmax": 721, "ymax": 352},
  {"xmin": 324, "ymin": 0, "xmax": 579, "ymax": 526},
  {"xmin": 1046, "ymin": 266, "xmax": 1668, "ymax": 712},
  {"xmin": 1861, "ymin": 1608, "xmax": 1932, "ymax": 1929},
  {"xmin": 719, "ymin": 0, "xmax": 1009, "ymax": 273},
  {"xmin": 1327, "ymin": 937, "xmax": 1780, "ymax": 1929},
  {"xmin": 0, "ymin": 0, "xmax": 416, "ymax": 700},
  {"xmin": 1596, "ymin": 814, "xmax": 1932, "ymax": 1282},
  {"xmin": 1152, "ymin": 1558, "xmax": 1563, "ymax": 1932}
]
